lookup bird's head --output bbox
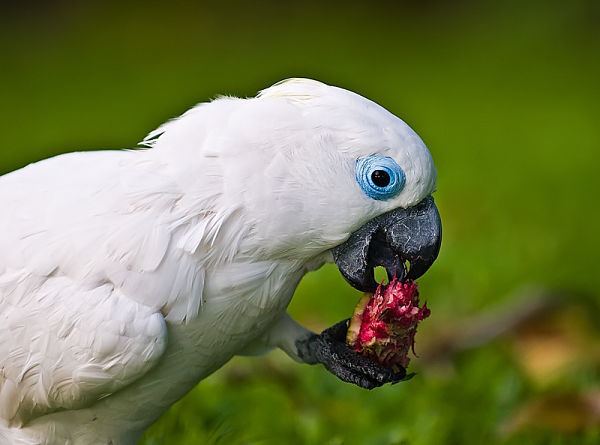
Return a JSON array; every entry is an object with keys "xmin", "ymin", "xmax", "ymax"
[{"xmin": 145, "ymin": 78, "xmax": 441, "ymax": 291}]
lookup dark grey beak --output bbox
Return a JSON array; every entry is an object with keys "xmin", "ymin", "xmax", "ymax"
[{"xmin": 332, "ymin": 196, "xmax": 442, "ymax": 292}]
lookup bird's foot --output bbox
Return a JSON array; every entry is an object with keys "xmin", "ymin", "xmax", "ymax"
[{"xmin": 296, "ymin": 319, "xmax": 410, "ymax": 389}]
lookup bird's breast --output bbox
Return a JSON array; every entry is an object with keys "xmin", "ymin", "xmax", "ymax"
[{"xmin": 153, "ymin": 259, "xmax": 304, "ymax": 374}]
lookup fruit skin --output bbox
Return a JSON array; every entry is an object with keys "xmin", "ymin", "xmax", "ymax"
[{"xmin": 346, "ymin": 278, "xmax": 430, "ymax": 372}]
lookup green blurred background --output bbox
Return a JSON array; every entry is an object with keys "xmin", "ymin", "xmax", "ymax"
[{"xmin": 1, "ymin": 1, "xmax": 599, "ymax": 444}]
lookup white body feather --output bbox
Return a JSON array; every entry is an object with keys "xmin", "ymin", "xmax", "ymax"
[{"xmin": 0, "ymin": 79, "xmax": 436, "ymax": 444}]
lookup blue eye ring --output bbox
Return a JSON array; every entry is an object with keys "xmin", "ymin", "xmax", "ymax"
[{"xmin": 355, "ymin": 155, "xmax": 406, "ymax": 201}]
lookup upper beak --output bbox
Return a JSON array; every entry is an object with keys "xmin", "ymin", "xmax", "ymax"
[{"xmin": 332, "ymin": 196, "xmax": 442, "ymax": 292}]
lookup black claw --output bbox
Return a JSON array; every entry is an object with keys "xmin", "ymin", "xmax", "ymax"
[
  {"xmin": 296, "ymin": 319, "xmax": 409, "ymax": 390},
  {"xmin": 322, "ymin": 319, "xmax": 350, "ymax": 341},
  {"xmin": 392, "ymin": 372, "xmax": 415, "ymax": 384}
]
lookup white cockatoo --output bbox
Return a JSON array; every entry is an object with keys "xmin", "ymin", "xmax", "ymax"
[{"xmin": 0, "ymin": 79, "xmax": 441, "ymax": 444}]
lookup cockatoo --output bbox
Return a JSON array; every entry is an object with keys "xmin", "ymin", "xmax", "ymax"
[{"xmin": 0, "ymin": 78, "xmax": 441, "ymax": 444}]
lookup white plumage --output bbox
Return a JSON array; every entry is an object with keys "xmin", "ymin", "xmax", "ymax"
[{"xmin": 0, "ymin": 79, "xmax": 436, "ymax": 444}]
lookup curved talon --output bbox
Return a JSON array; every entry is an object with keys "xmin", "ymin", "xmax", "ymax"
[{"xmin": 296, "ymin": 319, "xmax": 408, "ymax": 390}]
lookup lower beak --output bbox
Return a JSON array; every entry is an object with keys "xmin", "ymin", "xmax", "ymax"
[{"xmin": 332, "ymin": 196, "xmax": 442, "ymax": 292}]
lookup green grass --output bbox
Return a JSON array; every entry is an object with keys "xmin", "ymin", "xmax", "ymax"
[{"xmin": 1, "ymin": 1, "xmax": 598, "ymax": 443}]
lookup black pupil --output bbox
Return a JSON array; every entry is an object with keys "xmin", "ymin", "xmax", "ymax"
[{"xmin": 371, "ymin": 170, "xmax": 391, "ymax": 187}]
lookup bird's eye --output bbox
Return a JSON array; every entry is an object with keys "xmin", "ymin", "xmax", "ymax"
[
  {"xmin": 355, "ymin": 155, "xmax": 405, "ymax": 200},
  {"xmin": 371, "ymin": 170, "xmax": 390, "ymax": 187}
]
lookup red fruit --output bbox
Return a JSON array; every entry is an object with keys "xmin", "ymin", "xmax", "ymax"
[{"xmin": 346, "ymin": 278, "xmax": 430, "ymax": 371}]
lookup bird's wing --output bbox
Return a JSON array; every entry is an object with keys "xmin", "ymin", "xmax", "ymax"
[
  {"xmin": 0, "ymin": 272, "xmax": 168, "ymax": 426},
  {"xmin": 0, "ymin": 143, "xmax": 248, "ymax": 425},
  {"xmin": 0, "ymin": 152, "xmax": 177, "ymax": 426}
]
